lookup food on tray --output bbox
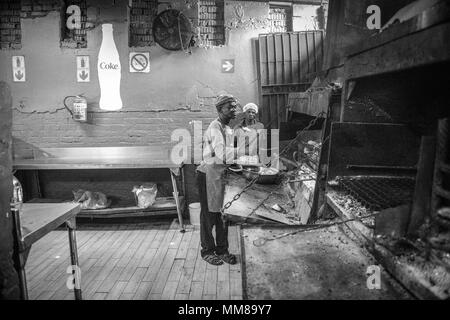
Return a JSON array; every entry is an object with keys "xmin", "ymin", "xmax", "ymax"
[
  {"xmin": 259, "ymin": 167, "xmax": 279, "ymax": 175},
  {"xmin": 237, "ymin": 155, "xmax": 259, "ymax": 166},
  {"xmin": 229, "ymin": 164, "xmax": 243, "ymax": 172}
]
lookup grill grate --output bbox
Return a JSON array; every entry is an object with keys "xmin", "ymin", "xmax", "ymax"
[{"xmin": 335, "ymin": 176, "xmax": 416, "ymax": 211}]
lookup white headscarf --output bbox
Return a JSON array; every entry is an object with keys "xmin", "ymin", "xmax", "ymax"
[{"xmin": 243, "ymin": 103, "xmax": 258, "ymax": 114}]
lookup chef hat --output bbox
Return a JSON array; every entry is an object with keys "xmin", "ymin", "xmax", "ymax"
[
  {"xmin": 243, "ymin": 103, "xmax": 258, "ymax": 114},
  {"xmin": 215, "ymin": 94, "xmax": 238, "ymax": 111}
]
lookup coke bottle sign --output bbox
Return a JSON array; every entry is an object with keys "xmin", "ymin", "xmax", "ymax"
[
  {"xmin": 99, "ymin": 62, "xmax": 119, "ymax": 70},
  {"xmin": 98, "ymin": 24, "xmax": 123, "ymax": 111}
]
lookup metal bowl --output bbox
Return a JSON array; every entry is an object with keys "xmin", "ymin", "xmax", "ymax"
[{"xmin": 242, "ymin": 166, "xmax": 279, "ymax": 184}]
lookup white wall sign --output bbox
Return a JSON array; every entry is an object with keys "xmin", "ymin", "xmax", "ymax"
[
  {"xmin": 221, "ymin": 59, "xmax": 235, "ymax": 73},
  {"xmin": 98, "ymin": 24, "xmax": 123, "ymax": 110},
  {"xmin": 76, "ymin": 56, "xmax": 90, "ymax": 82},
  {"xmin": 129, "ymin": 52, "xmax": 150, "ymax": 73},
  {"xmin": 12, "ymin": 56, "xmax": 25, "ymax": 82}
]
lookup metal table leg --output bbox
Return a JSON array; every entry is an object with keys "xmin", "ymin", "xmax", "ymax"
[
  {"xmin": 66, "ymin": 217, "xmax": 82, "ymax": 300},
  {"xmin": 170, "ymin": 169, "xmax": 185, "ymax": 232},
  {"xmin": 14, "ymin": 252, "xmax": 29, "ymax": 300},
  {"xmin": 12, "ymin": 208, "xmax": 29, "ymax": 300}
]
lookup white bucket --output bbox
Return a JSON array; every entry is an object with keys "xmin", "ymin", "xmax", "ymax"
[{"xmin": 188, "ymin": 202, "xmax": 201, "ymax": 226}]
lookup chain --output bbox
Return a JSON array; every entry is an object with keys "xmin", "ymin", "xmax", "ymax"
[
  {"xmin": 279, "ymin": 111, "xmax": 326, "ymax": 157},
  {"xmin": 220, "ymin": 174, "xmax": 259, "ymax": 215},
  {"xmin": 253, "ymin": 212, "xmax": 379, "ymax": 247},
  {"xmin": 247, "ymin": 188, "xmax": 282, "ymax": 217},
  {"xmin": 220, "ymin": 111, "xmax": 326, "ymax": 216}
]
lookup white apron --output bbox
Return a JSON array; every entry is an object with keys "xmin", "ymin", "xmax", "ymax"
[
  {"xmin": 197, "ymin": 119, "xmax": 233, "ymax": 213},
  {"xmin": 204, "ymin": 163, "xmax": 227, "ymax": 213}
]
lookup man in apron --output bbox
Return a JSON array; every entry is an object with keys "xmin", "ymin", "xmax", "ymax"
[{"xmin": 196, "ymin": 94, "xmax": 239, "ymax": 265}]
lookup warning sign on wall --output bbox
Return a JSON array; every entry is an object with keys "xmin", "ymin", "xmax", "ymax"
[
  {"xmin": 129, "ymin": 52, "xmax": 150, "ymax": 73},
  {"xmin": 77, "ymin": 56, "xmax": 90, "ymax": 82},
  {"xmin": 12, "ymin": 56, "xmax": 25, "ymax": 82}
]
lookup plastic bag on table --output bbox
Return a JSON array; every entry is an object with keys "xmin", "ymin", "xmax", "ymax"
[{"xmin": 132, "ymin": 183, "xmax": 158, "ymax": 208}]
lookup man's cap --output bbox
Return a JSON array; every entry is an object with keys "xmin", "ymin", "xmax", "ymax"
[
  {"xmin": 215, "ymin": 94, "xmax": 238, "ymax": 109},
  {"xmin": 243, "ymin": 103, "xmax": 258, "ymax": 114}
]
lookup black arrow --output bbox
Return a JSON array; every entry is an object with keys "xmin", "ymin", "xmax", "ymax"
[
  {"xmin": 79, "ymin": 70, "xmax": 88, "ymax": 80},
  {"xmin": 15, "ymin": 70, "xmax": 23, "ymax": 80}
]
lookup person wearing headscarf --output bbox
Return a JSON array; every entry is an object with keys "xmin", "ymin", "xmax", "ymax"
[
  {"xmin": 196, "ymin": 94, "xmax": 239, "ymax": 266},
  {"xmin": 234, "ymin": 103, "xmax": 264, "ymax": 162}
]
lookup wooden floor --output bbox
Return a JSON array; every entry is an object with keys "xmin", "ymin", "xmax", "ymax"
[{"xmin": 25, "ymin": 220, "xmax": 243, "ymax": 300}]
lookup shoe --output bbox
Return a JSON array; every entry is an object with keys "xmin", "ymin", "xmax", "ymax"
[
  {"xmin": 217, "ymin": 253, "xmax": 237, "ymax": 265},
  {"xmin": 202, "ymin": 254, "xmax": 224, "ymax": 265}
]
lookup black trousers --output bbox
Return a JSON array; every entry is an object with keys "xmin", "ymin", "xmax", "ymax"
[{"xmin": 196, "ymin": 171, "xmax": 229, "ymax": 257}]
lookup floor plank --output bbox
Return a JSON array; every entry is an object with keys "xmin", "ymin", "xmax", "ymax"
[
  {"xmin": 161, "ymin": 281, "xmax": 178, "ymax": 300},
  {"xmin": 192, "ymin": 246, "xmax": 207, "ymax": 283},
  {"xmin": 150, "ymin": 248, "xmax": 178, "ymax": 294},
  {"xmin": 175, "ymin": 293, "xmax": 189, "ymax": 300},
  {"xmin": 25, "ymin": 222, "xmax": 243, "ymax": 300},
  {"xmin": 176, "ymin": 267, "xmax": 194, "ymax": 295},
  {"xmin": 189, "ymin": 281, "xmax": 204, "ymax": 300},
  {"xmin": 133, "ymin": 281, "xmax": 153, "ymax": 300},
  {"xmin": 203, "ymin": 266, "xmax": 218, "ymax": 298},
  {"xmin": 123, "ymin": 267, "xmax": 147, "ymax": 294},
  {"xmin": 105, "ymin": 281, "xmax": 127, "ymax": 300}
]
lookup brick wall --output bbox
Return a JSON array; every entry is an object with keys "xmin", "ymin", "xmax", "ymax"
[
  {"xmin": 129, "ymin": 0, "xmax": 158, "ymax": 47},
  {"xmin": 4, "ymin": 0, "xmax": 265, "ymax": 206},
  {"xmin": 12, "ymin": 108, "xmax": 216, "ymax": 152},
  {"xmin": 12, "ymin": 106, "xmax": 217, "ymax": 206},
  {"xmin": 198, "ymin": 0, "xmax": 225, "ymax": 47},
  {"xmin": 1, "ymin": 0, "xmax": 66, "ymax": 50},
  {"xmin": 12, "ymin": 107, "xmax": 216, "ymax": 206},
  {"xmin": 0, "ymin": 0, "xmax": 21, "ymax": 50},
  {"xmin": 20, "ymin": 0, "xmax": 61, "ymax": 17}
]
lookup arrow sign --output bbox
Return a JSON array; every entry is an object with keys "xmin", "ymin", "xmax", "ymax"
[
  {"xmin": 12, "ymin": 56, "xmax": 25, "ymax": 82},
  {"xmin": 15, "ymin": 70, "xmax": 23, "ymax": 80},
  {"xmin": 79, "ymin": 70, "xmax": 89, "ymax": 80},
  {"xmin": 76, "ymin": 56, "xmax": 90, "ymax": 82},
  {"xmin": 221, "ymin": 59, "xmax": 235, "ymax": 73}
]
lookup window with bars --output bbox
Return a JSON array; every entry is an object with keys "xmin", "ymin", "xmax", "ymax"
[
  {"xmin": 0, "ymin": 0, "xmax": 21, "ymax": 50},
  {"xmin": 61, "ymin": 0, "xmax": 87, "ymax": 48},
  {"xmin": 129, "ymin": 0, "xmax": 158, "ymax": 47},
  {"xmin": 269, "ymin": 5, "xmax": 292, "ymax": 33},
  {"xmin": 198, "ymin": 0, "xmax": 225, "ymax": 47}
]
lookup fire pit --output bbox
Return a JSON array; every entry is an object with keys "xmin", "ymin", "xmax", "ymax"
[{"xmin": 330, "ymin": 176, "xmax": 416, "ymax": 211}]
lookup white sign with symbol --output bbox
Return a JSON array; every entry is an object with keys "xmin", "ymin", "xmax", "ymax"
[
  {"xmin": 221, "ymin": 59, "xmax": 235, "ymax": 73},
  {"xmin": 76, "ymin": 56, "xmax": 90, "ymax": 82},
  {"xmin": 129, "ymin": 52, "xmax": 150, "ymax": 73},
  {"xmin": 12, "ymin": 56, "xmax": 25, "ymax": 82}
]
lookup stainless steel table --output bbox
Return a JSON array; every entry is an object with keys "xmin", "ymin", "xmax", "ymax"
[{"xmin": 12, "ymin": 202, "xmax": 82, "ymax": 300}]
